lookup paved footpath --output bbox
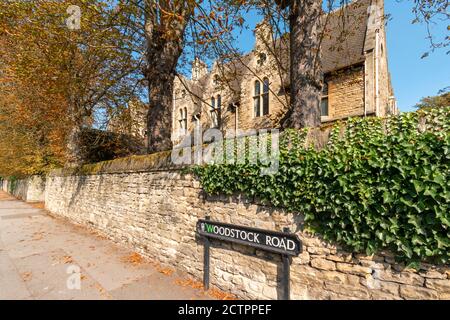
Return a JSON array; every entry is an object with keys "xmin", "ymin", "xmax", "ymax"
[{"xmin": 0, "ymin": 191, "xmax": 214, "ymax": 300}]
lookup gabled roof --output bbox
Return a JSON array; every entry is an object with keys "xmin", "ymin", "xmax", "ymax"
[
  {"xmin": 182, "ymin": 0, "xmax": 374, "ymax": 93},
  {"xmin": 321, "ymin": 0, "xmax": 373, "ymax": 72},
  {"xmin": 254, "ymin": 0, "xmax": 374, "ymax": 73}
]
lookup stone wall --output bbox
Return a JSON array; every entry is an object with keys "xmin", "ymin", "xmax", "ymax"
[
  {"xmin": 44, "ymin": 169, "xmax": 450, "ymax": 300},
  {"xmin": 327, "ymin": 67, "xmax": 365, "ymax": 120},
  {"xmin": 1, "ymin": 176, "xmax": 45, "ymax": 202}
]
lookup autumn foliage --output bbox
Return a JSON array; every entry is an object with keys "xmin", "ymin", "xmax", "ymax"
[
  {"xmin": 0, "ymin": 1, "xmax": 142, "ymax": 176},
  {"xmin": 0, "ymin": 2, "xmax": 70, "ymax": 176},
  {"xmin": 0, "ymin": 0, "xmax": 447, "ymax": 175}
]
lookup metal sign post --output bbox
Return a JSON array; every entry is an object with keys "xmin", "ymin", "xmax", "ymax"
[
  {"xmin": 281, "ymin": 227, "xmax": 291, "ymax": 301},
  {"xmin": 203, "ymin": 216, "xmax": 211, "ymax": 291},
  {"xmin": 198, "ymin": 218, "xmax": 302, "ymax": 300}
]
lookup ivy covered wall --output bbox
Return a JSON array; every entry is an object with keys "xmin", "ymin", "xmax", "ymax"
[{"xmin": 193, "ymin": 107, "xmax": 450, "ymax": 265}]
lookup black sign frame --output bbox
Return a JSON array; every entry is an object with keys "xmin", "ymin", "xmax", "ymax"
[
  {"xmin": 197, "ymin": 219, "xmax": 302, "ymax": 257},
  {"xmin": 197, "ymin": 217, "xmax": 303, "ymax": 300}
]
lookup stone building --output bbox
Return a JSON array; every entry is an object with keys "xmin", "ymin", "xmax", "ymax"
[
  {"xmin": 108, "ymin": 98, "xmax": 148, "ymax": 143},
  {"xmin": 172, "ymin": 0, "xmax": 398, "ymax": 143}
]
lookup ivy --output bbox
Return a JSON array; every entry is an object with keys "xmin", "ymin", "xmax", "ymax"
[{"xmin": 192, "ymin": 107, "xmax": 450, "ymax": 264}]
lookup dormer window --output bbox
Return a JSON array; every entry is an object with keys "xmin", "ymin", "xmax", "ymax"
[{"xmin": 254, "ymin": 78, "xmax": 270, "ymax": 117}]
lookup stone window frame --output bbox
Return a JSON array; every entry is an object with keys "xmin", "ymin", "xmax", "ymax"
[{"xmin": 253, "ymin": 78, "xmax": 270, "ymax": 118}]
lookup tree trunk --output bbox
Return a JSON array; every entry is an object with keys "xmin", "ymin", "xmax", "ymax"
[
  {"xmin": 146, "ymin": 69, "xmax": 175, "ymax": 153},
  {"xmin": 66, "ymin": 121, "xmax": 83, "ymax": 166},
  {"xmin": 145, "ymin": 38, "xmax": 182, "ymax": 153},
  {"xmin": 144, "ymin": 1, "xmax": 190, "ymax": 154},
  {"xmin": 282, "ymin": 0, "xmax": 323, "ymax": 129}
]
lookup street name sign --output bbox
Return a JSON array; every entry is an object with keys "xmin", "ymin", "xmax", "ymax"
[{"xmin": 196, "ymin": 219, "xmax": 301, "ymax": 256}]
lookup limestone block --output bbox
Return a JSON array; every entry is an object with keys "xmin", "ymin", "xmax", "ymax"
[
  {"xmin": 336, "ymin": 263, "xmax": 372, "ymax": 276},
  {"xmin": 324, "ymin": 282, "xmax": 370, "ymax": 299},
  {"xmin": 311, "ymin": 258, "xmax": 337, "ymax": 271},
  {"xmin": 400, "ymin": 285, "xmax": 438, "ymax": 300},
  {"xmin": 425, "ymin": 278, "xmax": 450, "ymax": 292},
  {"xmin": 374, "ymin": 270, "xmax": 424, "ymax": 286}
]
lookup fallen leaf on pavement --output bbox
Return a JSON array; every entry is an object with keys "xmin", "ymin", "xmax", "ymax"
[
  {"xmin": 29, "ymin": 202, "xmax": 45, "ymax": 209},
  {"xmin": 32, "ymin": 232, "xmax": 44, "ymax": 241},
  {"xmin": 157, "ymin": 267, "xmax": 174, "ymax": 276},
  {"xmin": 62, "ymin": 255, "xmax": 74, "ymax": 264},
  {"xmin": 208, "ymin": 288, "xmax": 236, "ymax": 300},
  {"xmin": 21, "ymin": 272, "xmax": 33, "ymax": 282},
  {"xmin": 173, "ymin": 278, "xmax": 237, "ymax": 300},
  {"xmin": 122, "ymin": 252, "xmax": 144, "ymax": 266}
]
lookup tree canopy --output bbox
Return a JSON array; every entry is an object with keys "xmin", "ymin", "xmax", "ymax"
[
  {"xmin": 0, "ymin": 0, "xmax": 144, "ymax": 175},
  {"xmin": 0, "ymin": 0, "xmax": 448, "ymax": 176},
  {"xmin": 415, "ymin": 90, "xmax": 450, "ymax": 110}
]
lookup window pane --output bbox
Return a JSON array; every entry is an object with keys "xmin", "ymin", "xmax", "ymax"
[
  {"xmin": 322, "ymin": 82, "xmax": 328, "ymax": 95},
  {"xmin": 217, "ymin": 95, "xmax": 221, "ymax": 127},
  {"xmin": 262, "ymin": 78, "xmax": 269, "ymax": 115},
  {"xmin": 254, "ymin": 96, "xmax": 260, "ymax": 117},
  {"xmin": 321, "ymin": 98, "xmax": 329, "ymax": 117},
  {"xmin": 211, "ymin": 111, "xmax": 218, "ymax": 128},
  {"xmin": 263, "ymin": 93, "xmax": 269, "ymax": 115},
  {"xmin": 217, "ymin": 95, "xmax": 221, "ymax": 110},
  {"xmin": 254, "ymin": 81, "xmax": 260, "ymax": 96},
  {"xmin": 263, "ymin": 78, "xmax": 269, "ymax": 93}
]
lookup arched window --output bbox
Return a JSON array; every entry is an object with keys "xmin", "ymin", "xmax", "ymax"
[{"xmin": 254, "ymin": 78, "xmax": 269, "ymax": 117}]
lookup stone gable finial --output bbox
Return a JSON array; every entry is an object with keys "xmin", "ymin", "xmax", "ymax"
[
  {"xmin": 254, "ymin": 18, "xmax": 273, "ymax": 51},
  {"xmin": 192, "ymin": 57, "xmax": 208, "ymax": 81}
]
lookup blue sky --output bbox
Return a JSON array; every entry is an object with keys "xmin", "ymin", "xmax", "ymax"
[
  {"xmin": 233, "ymin": 1, "xmax": 449, "ymax": 113},
  {"xmin": 384, "ymin": 1, "xmax": 449, "ymax": 112}
]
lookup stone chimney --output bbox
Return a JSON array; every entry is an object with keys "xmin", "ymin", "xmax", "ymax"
[{"xmin": 191, "ymin": 57, "xmax": 208, "ymax": 81}]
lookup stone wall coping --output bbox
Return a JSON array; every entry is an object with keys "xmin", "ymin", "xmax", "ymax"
[
  {"xmin": 48, "ymin": 150, "xmax": 182, "ymax": 177},
  {"xmin": 47, "ymin": 110, "xmax": 440, "ymax": 178}
]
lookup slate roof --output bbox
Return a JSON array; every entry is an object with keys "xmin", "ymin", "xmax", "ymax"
[
  {"xmin": 321, "ymin": 0, "xmax": 372, "ymax": 72},
  {"xmin": 276, "ymin": 0, "xmax": 373, "ymax": 73},
  {"xmin": 185, "ymin": 0, "xmax": 374, "ymax": 89}
]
